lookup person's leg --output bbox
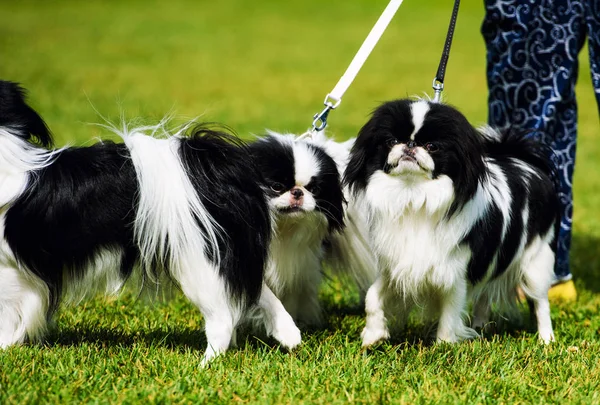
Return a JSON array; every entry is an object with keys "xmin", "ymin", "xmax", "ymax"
[
  {"xmin": 482, "ymin": 1, "xmax": 587, "ymax": 290},
  {"xmin": 585, "ymin": 0, "xmax": 600, "ymax": 112}
]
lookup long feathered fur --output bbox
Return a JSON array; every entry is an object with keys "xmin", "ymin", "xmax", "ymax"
[
  {"xmin": 347, "ymin": 99, "xmax": 558, "ymax": 347},
  {"xmin": 0, "ymin": 80, "xmax": 301, "ymax": 364}
]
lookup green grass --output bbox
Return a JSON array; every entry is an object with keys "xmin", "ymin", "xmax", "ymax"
[{"xmin": 1, "ymin": 0, "xmax": 600, "ymax": 403}]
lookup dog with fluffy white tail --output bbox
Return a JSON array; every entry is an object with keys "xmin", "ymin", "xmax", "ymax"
[{"xmin": 0, "ymin": 80, "xmax": 300, "ymax": 364}]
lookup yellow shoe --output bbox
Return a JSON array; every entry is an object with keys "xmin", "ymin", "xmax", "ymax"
[{"xmin": 548, "ymin": 280, "xmax": 577, "ymax": 303}]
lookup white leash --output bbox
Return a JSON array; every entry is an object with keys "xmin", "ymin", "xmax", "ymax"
[{"xmin": 299, "ymin": 0, "xmax": 404, "ymax": 139}]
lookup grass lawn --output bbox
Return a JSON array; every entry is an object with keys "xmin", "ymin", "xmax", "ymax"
[{"xmin": 1, "ymin": 0, "xmax": 600, "ymax": 403}]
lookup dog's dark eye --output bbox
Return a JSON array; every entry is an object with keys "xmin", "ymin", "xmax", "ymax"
[
  {"xmin": 305, "ymin": 184, "xmax": 320, "ymax": 195},
  {"xmin": 271, "ymin": 182, "xmax": 285, "ymax": 193},
  {"xmin": 425, "ymin": 143, "xmax": 438, "ymax": 152},
  {"xmin": 387, "ymin": 138, "xmax": 399, "ymax": 147}
]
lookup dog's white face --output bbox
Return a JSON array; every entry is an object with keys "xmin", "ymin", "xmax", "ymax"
[
  {"xmin": 269, "ymin": 183, "xmax": 318, "ymax": 215},
  {"xmin": 250, "ymin": 134, "xmax": 344, "ymax": 232},
  {"xmin": 345, "ymin": 99, "xmax": 488, "ymax": 216},
  {"xmin": 268, "ymin": 143, "xmax": 320, "ymax": 216},
  {"xmin": 384, "ymin": 101, "xmax": 436, "ymax": 178}
]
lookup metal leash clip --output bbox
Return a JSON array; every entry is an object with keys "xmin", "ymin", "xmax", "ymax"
[
  {"xmin": 432, "ymin": 77, "xmax": 444, "ymax": 103},
  {"xmin": 311, "ymin": 104, "xmax": 333, "ymax": 132},
  {"xmin": 299, "ymin": 0, "xmax": 404, "ymax": 141},
  {"xmin": 311, "ymin": 94, "xmax": 341, "ymax": 133}
]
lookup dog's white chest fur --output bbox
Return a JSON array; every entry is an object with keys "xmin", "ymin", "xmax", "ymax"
[
  {"xmin": 265, "ymin": 212, "xmax": 328, "ymax": 324},
  {"xmin": 373, "ymin": 209, "xmax": 471, "ymax": 294},
  {"xmin": 364, "ymin": 171, "xmax": 471, "ymax": 294}
]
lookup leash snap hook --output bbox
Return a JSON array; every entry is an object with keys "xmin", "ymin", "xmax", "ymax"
[
  {"xmin": 311, "ymin": 103, "xmax": 334, "ymax": 132},
  {"xmin": 432, "ymin": 77, "xmax": 444, "ymax": 103},
  {"xmin": 312, "ymin": 94, "xmax": 341, "ymax": 132}
]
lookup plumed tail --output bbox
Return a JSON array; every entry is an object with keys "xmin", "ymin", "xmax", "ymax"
[
  {"xmin": 107, "ymin": 121, "xmax": 223, "ymax": 282},
  {"xmin": 480, "ymin": 126, "xmax": 561, "ymax": 251},
  {"xmin": 480, "ymin": 126, "xmax": 558, "ymax": 183},
  {"xmin": 187, "ymin": 122, "xmax": 249, "ymax": 149},
  {"xmin": 0, "ymin": 81, "xmax": 62, "ymax": 204},
  {"xmin": 0, "ymin": 80, "xmax": 53, "ymax": 147},
  {"xmin": 0, "ymin": 129, "xmax": 61, "ymax": 177}
]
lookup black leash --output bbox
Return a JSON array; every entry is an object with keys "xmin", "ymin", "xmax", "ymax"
[{"xmin": 432, "ymin": 0, "xmax": 461, "ymax": 102}]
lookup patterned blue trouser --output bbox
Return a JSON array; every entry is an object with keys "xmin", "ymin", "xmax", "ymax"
[{"xmin": 482, "ymin": 0, "xmax": 600, "ymax": 281}]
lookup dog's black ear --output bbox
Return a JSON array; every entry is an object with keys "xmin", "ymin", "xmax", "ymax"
[
  {"xmin": 0, "ymin": 80, "xmax": 53, "ymax": 147},
  {"xmin": 344, "ymin": 117, "xmax": 378, "ymax": 194},
  {"xmin": 305, "ymin": 143, "xmax": 346, "ymax": 233},
  {"xmin": 323, "ymin": 179, "xmax": 346, "ymax": 233}
]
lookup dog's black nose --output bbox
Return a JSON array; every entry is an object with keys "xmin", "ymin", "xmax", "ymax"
[
  {"xmin": 407, "ymin": 140, "xmax": 417, "ymax": 149},
  {"xmin": 291, "ymin": 188, "xmax": 304, "ymax": 199}
]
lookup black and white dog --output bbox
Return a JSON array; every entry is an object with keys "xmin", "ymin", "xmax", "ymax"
[
  {"xmin": 248, "ymin": 132, "xmax": 376, "ymax": 327},
  {"xmin": 345, "ymin": 99, "xmax": 558, "ymax": 346},
  {"xmin": 0, "ymin": 81, "xmax": 300, "ymax": 363}
]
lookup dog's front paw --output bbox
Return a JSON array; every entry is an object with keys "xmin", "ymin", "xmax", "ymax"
[
  {"xmin": 437, "ymin": 325, "xmax": 478, "ymax": 343},
  {"xmin": 538, "ymin": 330, "xmax": 555, "ymax": 344},
  {"xmin": 200, "ymin": 346, "xmax": 224, "ymax": 368},
  {"xmin": 361, "ymin": 326, "xmax": 390, "ymax": 348},
  {"xmin": 272, "ymin": 317, "xmax": 302, "ymax": 351}
]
